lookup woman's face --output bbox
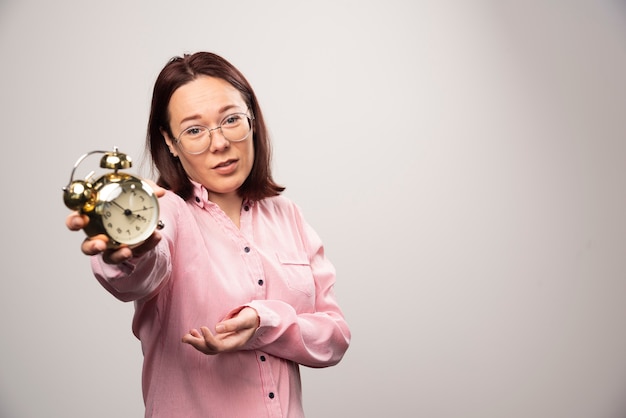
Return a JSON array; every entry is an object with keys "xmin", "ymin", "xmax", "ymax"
[{"xmin": 164, "ymin": 76, "xmax": 254, "ymax": 201}]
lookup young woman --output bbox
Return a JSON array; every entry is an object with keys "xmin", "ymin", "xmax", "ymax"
[{"xmin": 65, "ymin": 52, "xmax": 350, "ymax": 417}]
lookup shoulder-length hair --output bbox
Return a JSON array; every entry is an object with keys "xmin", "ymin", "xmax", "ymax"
[{"xmin": 146, "ymin": 52, "xmax": 284, "ymax": 201}]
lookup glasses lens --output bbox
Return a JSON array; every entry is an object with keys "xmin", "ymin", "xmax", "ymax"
[
  {"xmin": 177, "ymin": 113, "xmax": 252, "ymax": 154},
  {"xmin": 179, "ymin": 126, "xmax": 211, "ymax": 154},
  {"xmin": 221, "ymin": 113, "xmax": 252, "ymax": 142}
]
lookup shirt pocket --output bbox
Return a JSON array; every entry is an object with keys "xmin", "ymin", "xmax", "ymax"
[{"xmin": 275, "ymin": 251, "xmax": 315, "ymax": 296}]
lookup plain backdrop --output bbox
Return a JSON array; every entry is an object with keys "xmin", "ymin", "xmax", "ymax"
[{"xmin": 1, "ymin": 1, "xmax": 626, "ymax": 417}]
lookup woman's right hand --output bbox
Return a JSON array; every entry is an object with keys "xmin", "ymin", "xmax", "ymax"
[
  {"xmin": 65, "ymin": 180, "xmax": 165, "ymax": 264},
  {"xmin": 65, "ymin": 211, "xmax": 163, "ymax": 264}
]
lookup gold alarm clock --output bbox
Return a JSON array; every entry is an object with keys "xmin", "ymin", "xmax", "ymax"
[{"xmin": 63, "ymin": 147, "xmax": 163, "ymax": 248}]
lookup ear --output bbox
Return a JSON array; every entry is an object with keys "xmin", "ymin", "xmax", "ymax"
[{"xmin": 161, "ymin": 128, "xmax": 179, "ymax": 157}]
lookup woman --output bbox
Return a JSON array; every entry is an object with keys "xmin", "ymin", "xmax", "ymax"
[{"xmin": 65, "ymin": 52, "xmax": 351, "ymax": 417}]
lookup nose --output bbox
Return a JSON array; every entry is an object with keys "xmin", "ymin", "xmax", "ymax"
[{"xmin": 208, "ymin": 127, "xmax": 230, "ymax": 152}]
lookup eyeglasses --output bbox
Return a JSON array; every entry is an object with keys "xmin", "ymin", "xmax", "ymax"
[{"xmin": 174, "ymin": 112, "xmax": 254, "ymax": 155}]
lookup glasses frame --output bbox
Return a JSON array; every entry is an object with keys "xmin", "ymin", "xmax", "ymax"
[{"xmin": 174, "ymin": 111, "xmax": 255, "ymax": 155}]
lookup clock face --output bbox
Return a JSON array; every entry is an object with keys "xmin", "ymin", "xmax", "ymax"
[{"xmin": 97, "ymin": 179, "xmax": 160, "ymax": 246}]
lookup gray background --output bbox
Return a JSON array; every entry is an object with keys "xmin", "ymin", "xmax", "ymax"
[{"xmin": 2, "ymin": 1, "xmax": 626, "ymax": 417}]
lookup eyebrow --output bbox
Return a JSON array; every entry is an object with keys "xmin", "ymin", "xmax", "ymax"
[{"xmin": 179, "ymin": 104, "xmax": 245, "ymax": 126}]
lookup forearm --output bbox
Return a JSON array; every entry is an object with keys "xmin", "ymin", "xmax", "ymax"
[
  {"xmin": 245, "ymin": 298, "xmax": 351, "ymax": 368},
  {"xmin": 91, "ymin": 243, "xmax": 171, "ymax": 302}
]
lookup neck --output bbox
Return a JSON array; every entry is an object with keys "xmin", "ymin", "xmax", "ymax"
[{"xmin": 208, "ymin": 192, "xmax": 243, "ymax": 228}]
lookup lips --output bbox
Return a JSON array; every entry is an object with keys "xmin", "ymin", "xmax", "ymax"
[{"xmin": 214, "ymin": 159, "xmax": 237, "ymax": 169}]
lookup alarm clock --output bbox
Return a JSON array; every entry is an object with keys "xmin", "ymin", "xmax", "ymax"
[{"xmin": 63, "ymin": 147, "xmax": 163, "ymax": 248}]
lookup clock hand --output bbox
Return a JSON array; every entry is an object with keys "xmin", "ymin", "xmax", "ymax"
[
  {"xmin": 111, "ymin": 201, "xmax": 134, "ymax": 217},
  {"xmin": 132, "ymin": 206, "xmax": 155, "ymax": 212}
]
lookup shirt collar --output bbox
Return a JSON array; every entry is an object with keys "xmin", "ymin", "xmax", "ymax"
[{"xmin": 189, "ymin": 179, "xmax": 254, "ymax": 210}]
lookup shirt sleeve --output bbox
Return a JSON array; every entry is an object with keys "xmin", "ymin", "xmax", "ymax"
[
  {"xmin": 245, "ymin": 209, "xmax": 351, "ymax": 368},
  {"xmin": 90, "ymin": 244, "xmax": 171, "ymax": 303}
]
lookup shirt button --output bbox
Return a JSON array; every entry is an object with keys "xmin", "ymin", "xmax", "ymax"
[
  {"xmin": 195, "ymin": 196, "xmax": 201, "ymax": 203},
  {"xmin": 260, "ymin": 355, "xmax": 266, "ymax": 362},
  {"xmin": 268, "ymin": 392, "xmax": 275, "ymax": 399},
  {"xmin": 244, "ymin": 246, "xmax": 250, "ymax": 253},
  {"xmin": 243, "ymin": 205, "xmax": 250, "ymax": 211},
  {"xmin": 258, "ymin": 279, "xmax": 264, "ymax": 286}
]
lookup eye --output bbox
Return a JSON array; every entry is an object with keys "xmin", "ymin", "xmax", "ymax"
[
  {"xmin": 222, "ymin": 114, "xmax": 243, "ymax": 127},
  {"xmin": 183, "ymin": 126, "xmax": 206, "ymax": 137}
]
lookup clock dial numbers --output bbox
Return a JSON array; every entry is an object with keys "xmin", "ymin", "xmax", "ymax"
[{"xmin": 98, "ymin": 179, "xmax": 160, "ymax": 246}]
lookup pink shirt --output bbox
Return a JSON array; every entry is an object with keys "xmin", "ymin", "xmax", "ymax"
[{"xmin": 91, "ymin": 182, "xmax": 351, "ymax": 417}]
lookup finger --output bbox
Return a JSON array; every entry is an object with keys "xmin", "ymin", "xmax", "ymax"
[
  {"xmin": 200, "ymin": 327, "xmax": 228, "ymax": 351},
  {"xmin": 200, "ymin": 326, "xmax": 217, "ymax": 341},
  {"xmin": 80, "ymin": 236, "xmax": 108, "ymax": 255},
  {"xmin": 216, "ymin": 307, "xmax": 259, "ymax": 334},
  {"xmin": 214, "ymin": 322, "xmax": 244, "ymax": 335},
  {"xmin": 181, "ymin": 329, "xmax": 203, "ymax": 344},
  {"xmin": 143, "ymin": 179, "xmax": 166, "ymax": 197},
  {"xmin": 182, "ymin": 327, "xmax": 221, "ymax": 355},
  {"xmin": 66, "ymin": 212, "xmax": 89, "ymax": 231},
  {"xmin": 182, "ymin": 335, "xmax": 211, "ymax": 353},
  {"xmin": 130, "ymin": 231, "xmax": 162, "ymax": 258},
  {"xmin": 102, "ymin": 247, "xmax": 134, "ymax": 264}
]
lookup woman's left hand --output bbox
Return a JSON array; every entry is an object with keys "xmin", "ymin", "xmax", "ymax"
[{"xmin": 181, "ymin": 307, "xmax": 260, "ymax": 355}]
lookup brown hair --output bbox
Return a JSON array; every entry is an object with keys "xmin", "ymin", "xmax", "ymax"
[{"xmin": 146, "ymin": 52, "xmax": 284, "ymax": 201}]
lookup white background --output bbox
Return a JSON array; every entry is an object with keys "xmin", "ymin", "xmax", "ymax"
[{"xmin": 1, "ymin": 1, "xmax": 626, "ymax": 417}]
